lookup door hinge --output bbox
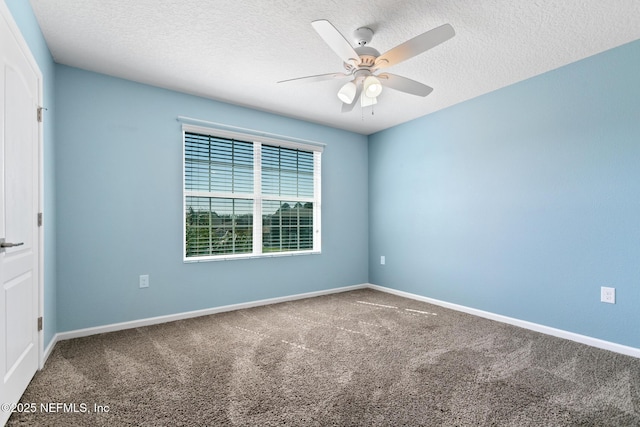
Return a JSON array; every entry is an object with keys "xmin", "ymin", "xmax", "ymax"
[
  {"xmin": 37, "ymin": 316, "xmax": 43, "ymax": 331},
  {"xmin": 37, "ymin": 107, "xmax": 43, "ymax": 123},
  {"xmin": 38, "ymin": 212, "xmax": 43, "ymax": 227}
]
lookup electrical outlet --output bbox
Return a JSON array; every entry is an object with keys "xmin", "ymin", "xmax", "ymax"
[
  {"xmin": 380, "ymin": 256, "xmax": 385, "ymax": 265},
  {"xmin": 139, "ymin": 274, "xmax": 149, "ymax": 288},
  {"xmin": 600, "ymin": 286, "xmax": 615, "ymax": 304}
]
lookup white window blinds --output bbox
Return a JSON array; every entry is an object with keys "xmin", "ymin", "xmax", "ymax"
[{"xmin": 183, "ymin": 126, "xmax": 321, "ymax": 261}]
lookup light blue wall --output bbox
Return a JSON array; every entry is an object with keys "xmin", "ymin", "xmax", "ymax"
[
  {"xmin": 369, "ymin": 39, "xmax": 640, "ymax": 348},
  {"xmin": 55, "ymin": 65, "xmax": 368, "ymax": 332},
  {"xmin": 5, "ymin": 0, "xmax": 57, "ymax": 349},
  {"xmin": 7, "ymin": 1, "xmax": 640, "ymax": 351}
]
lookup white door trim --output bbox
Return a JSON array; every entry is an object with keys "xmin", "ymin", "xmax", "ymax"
[{"xmin": 0, "ymin": 1, "xmax": 44, "ymax": 369}]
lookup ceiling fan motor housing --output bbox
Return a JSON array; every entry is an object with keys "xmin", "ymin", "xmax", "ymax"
[{"xmin": 344, "ymin": 45, "xmax": 381, "ymax": 72}]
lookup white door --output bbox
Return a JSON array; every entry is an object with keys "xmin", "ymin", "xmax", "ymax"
[{"xmin": 0, "ymin": 6, "xmax": 41, "ymax": 426}]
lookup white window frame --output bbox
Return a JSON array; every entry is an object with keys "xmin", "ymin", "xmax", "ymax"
[{"xmin": 182, "ymin": 123, "xmax": 322, "ymax": 262}]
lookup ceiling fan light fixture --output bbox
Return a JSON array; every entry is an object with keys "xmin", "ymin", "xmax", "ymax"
[
  {"xmin": 282, "ymin": 19, "xmax": 455, "ymax": 114},
  {"xmin": 363, "ymin": 76, "xmax": 382, "ymax": 98},
  {"xmin": 337, "ymin": 81, "xmax": 357, "ymax": 104}
]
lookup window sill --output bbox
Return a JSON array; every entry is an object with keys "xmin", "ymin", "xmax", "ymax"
[{"xmin": 183, "ymin": 250, "xmax": 321, "ymax": 263}]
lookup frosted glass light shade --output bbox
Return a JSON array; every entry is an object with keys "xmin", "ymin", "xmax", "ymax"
[
  {"xmin": 337, "ymin": 81, "xmax": 357, "ymax": 104},
  {"xmin": 363, "ymin": 76, "xmax": 382, "ymax": 98}
]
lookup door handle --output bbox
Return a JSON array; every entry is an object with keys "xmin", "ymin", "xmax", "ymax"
[{"xmin": 0, "ymin": 238, "xmax": 24, "ymax": 253}]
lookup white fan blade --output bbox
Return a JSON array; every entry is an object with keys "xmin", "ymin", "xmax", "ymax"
[
  {"xmin": 312, "ymin": 20, "xmax": 360, "ymax": 65},
  {"xmin": 375, "ymin": 24, "xmax": 455, "ymax": 69},
  {"xmin": 341, "ymin": 83, "xmax": 363, "ymax": 113},
  {"xmin": 278, "ymin": 72, "xmax": 350, "ymax": 84},
  {"xmin": 378, "ymin": 73, "xmax": 433, "ymax": 97}
]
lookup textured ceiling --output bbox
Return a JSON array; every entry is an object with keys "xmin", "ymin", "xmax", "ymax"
[{"xmin": 30, "ymin": 0, "xmax": 640, "ymax": 135}]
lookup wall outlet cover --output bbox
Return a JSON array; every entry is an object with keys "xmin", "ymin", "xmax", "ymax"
[
  {"xmin": 140, "ymin": 274, "xmax": 149, "ymax": 288},
  {"xmin": 600, "ymin": 286, "xmax": 615, "ymax": 304}
]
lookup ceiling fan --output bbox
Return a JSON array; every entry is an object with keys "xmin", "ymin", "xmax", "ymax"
[{"xmin": 278, "ymin": 20, "xmax": 455, "ymax": 112}]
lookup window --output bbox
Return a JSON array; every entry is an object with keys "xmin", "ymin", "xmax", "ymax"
[{"xmin": 183, "ymin": 125, "xmax": 322, "ymax": 261}]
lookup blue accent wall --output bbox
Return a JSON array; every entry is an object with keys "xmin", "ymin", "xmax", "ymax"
[
  {"xmin": 369, "ymin": 40, "xmax": 640, "ymax": 348},
  {"xmin": 5, "ymin": 0, "xmax": 57, "ymax": 349},
  {"xmin": 54, "ymin": 65, "xmax": 369, "ymax": 331}
]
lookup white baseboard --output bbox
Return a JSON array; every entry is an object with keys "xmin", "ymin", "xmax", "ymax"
[
  {"xmin": 367, "ymin": 283, "xmax": 640, "ymax": 359},
  {"xmin": 56, "ymin": 284, "xmax": 368, "ymax": 342},
  {"xmin": 49, "ymin": 282, "xmax": 639, "ymax": 360},
  {"xmin": 41, "ymin": 333, "xmax": 59, "ymax": 368}
]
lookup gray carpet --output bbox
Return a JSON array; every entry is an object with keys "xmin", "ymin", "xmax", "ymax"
[{"xmin": 7, "ymin": 289, "xmax": 640, "ymax": 426}]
